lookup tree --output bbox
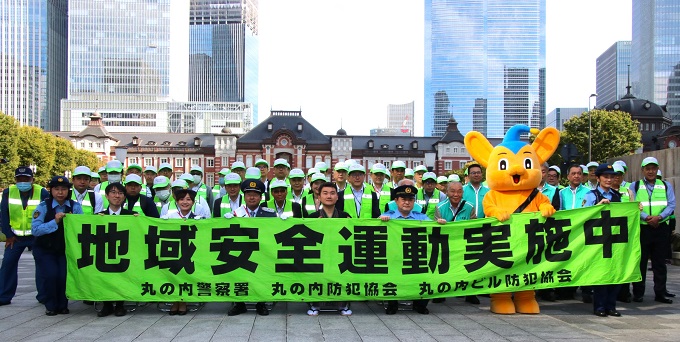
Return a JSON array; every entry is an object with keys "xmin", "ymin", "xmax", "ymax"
[
  {"xmin": 562, "ymin": 109, "xmax": 642, "ymax": 163},
  {"xmin": 49, "ymin": 137, "xmax": 77, "ymax": 177},
  {"xmin": 16, "ymin": 126, "xmax": 56, "ymax": 186},
  {"xmin": 0, "ymin": 114, "xmax": 20, "ymax": 187},
  {"xmin": 73, "ymin": 148, "xmax": 102, "ymax": 172}
]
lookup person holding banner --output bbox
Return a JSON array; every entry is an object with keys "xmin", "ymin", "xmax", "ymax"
[
  {"xmin": 306, "ymin": 182, "xmax": 353, "ymax": 316},
  {"xmin": 225, "ymin": 179, "xmax": 276, "ymax": 316},
  {"xmin": 96, "ymin": 182, "xmax": 138, "ymax": 317},
  {"xmin": 583, "ymin": 163, "xmax": 623, "ymax": 317},
  {"xmin": 31, "ymin": 176, "xmax": 84, "ymax": 316},
  {"xmin": 629, "ymin": 156, "xmax": 676, "ymax": 305},
  {"xmin": 213, "ymin": 173, "xmax": 242, "ymax": 217},
  {"xmin": 380, "ymin": 183, "xmax": 431, "ymax": 315},
  {"xmin": 434, "ymin": 181, "xmax": 478, "ymax": 305}
]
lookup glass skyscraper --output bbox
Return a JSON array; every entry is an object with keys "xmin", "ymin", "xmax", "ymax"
[
  {"xmin": 189, "ymin": 0, "xmax": 259, "ymax": 123},
  {"xmin": 596, "ymin": 41, "xmax": 632, "ymax": 107},
  {"xmin": 632, "ymin": 0, "xmax": 680, "ymax": 125},
  {"xmin": 0, "ymin": 0, "xmax": 67, "ymax": 130},
  {"xmin": 424, "ymin": 0, "xmax": 546, "ymax": 138}
]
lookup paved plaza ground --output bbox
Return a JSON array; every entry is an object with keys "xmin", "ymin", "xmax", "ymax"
[{"xmin": 1, "ymin": 246, "xmax": 680, "ymax": 342}]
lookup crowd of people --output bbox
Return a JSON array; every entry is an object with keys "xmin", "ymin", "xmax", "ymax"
[{"xmin": 0, "ymin": 156, "xmax": 675, "ymax": 318}]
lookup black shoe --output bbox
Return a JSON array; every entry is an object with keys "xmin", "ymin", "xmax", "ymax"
[
  {"xmin": 655, "ymin": 297, "xmax": 673, "ymax": 304},
  {"xmin": 432, "ymin": 298, "xmax": 445, "ymax": 303},
  {"xmin": 59, "ymin": 308, "xmax": 69, "ymax": 315},
  {"xmin": 255, "ymin": 303, "xmax": 269, "ymax": 316},
  {"xmin": 98, "ymin": 304, "xmax": 114, "ymax": 317},
  {"xmin": 606, "ymin": 310, "xmax": 621, "ymax": 317},
  {"xmin": 594, "ymin": 310, "xmax": 607, "ymax": 317},
  {"xmin": 0, "ymin": 301, "xmax": 10, "ymax": 306},
  {"xmin": 413, "ymin": 304, "xmax": 429, "ymax": 315},
  {"xmin": 665, "ymin": 292, "xmax": 676, "ymax": 298},
  {"xmin": 45, "ymin": 310, "xmax": 58, "ymax": 316},
  {"xmin": 83, "ymin": 300, "xmax": 94, "ymax": 305},
  {"xmin": 228, "ymin": 303, "xmax": 247, "ymax": 316},
  {"xmin": 114, "ymin": 304, "xmax": 126, "ymax": 317},
  {"xmin": 385, "ymin": 303, "xmax": 398, "ymax": 315},
  {"xmin": 582, "ymin": 293, "xmax": 593, "ymax": 304},
  {"xmin": 633, "ymin": 296, "xmax": 644, "ymax": 303},
  {"xmin": 465, "ymin": 296, "xmax": 480, "ymax": 304}
]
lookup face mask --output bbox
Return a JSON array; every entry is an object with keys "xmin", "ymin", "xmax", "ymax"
[
  {"xmin": 156, "ymin": 190, "xmax": 171, "ymax": 202},
  {"xmin": 107, "ymin": 174, "xmax": 122, "ymax": 183},
  {"xmin": 16, "ymin": 182, "xmax": 32, "ymax": 192},
  {"xmin": 218, "ymin": 177, "xmax": 225, "ymax": 186},
  {"xmin": 192, "ymin": 175, "xmax": 202, "ymax": 184}
]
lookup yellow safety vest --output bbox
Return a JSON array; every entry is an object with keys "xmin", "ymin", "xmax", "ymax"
[{"xmin": 8, "ymin": 185, "xmax": 43, "ymax": 236}]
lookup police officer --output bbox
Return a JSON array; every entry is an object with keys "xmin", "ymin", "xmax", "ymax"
[
  {"xmin": 70, "ymin": 166, "xmax": 104, "ymax": 215},
  {"xmin": 0, "ymin": 167, "xmax": 49, "ymax": 306},
  {"xmin": 630, "ymin": 157, "xmax": 676, "ymax": 304},
  {"xmin": 462, "ymin": 163, "xmax": 489, "ymax": 219},
  {"xmin": 435, "ymin": 181, "xmax": 478, "ymax": 305},
  {"xmin": 31, "ymin": 176, "xmax": 84, "ymax": 315},
  {"xmin": 380, "ymin": 182, "xmax": 431, "ymax": 315},
  {"xmin": 225, "ymin": 179, "xmax": 276, "ymax": 316},
  {"xmin": 583, "ymin": 163, "xmax": 622, "ymax": 317},
  {"xmin": 337, "ymin": 164, "xmax": 380, "ymax": 218}
]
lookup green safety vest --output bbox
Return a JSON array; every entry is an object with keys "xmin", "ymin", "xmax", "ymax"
[
  {"xmin": 416, "ymin": 189, "xmax": 441, "ymax": 220},
  {"xmin": 287, "ymin": 188, "xmax": 308, "ymax": 203},
  {"xmin": 212, "ymin": 185, "xmax": 221, "ymax": 200},
  {"xmin": 462, "ymin": 183, "xmax": 489, "ymax": 218},
  {"xmin": 302, "ymin": 193, "xmax": 318, "ymax": 216},
  {"xmin": 71, "ymin": 190, "xmax": 96, "ymax": 215},
  {"xmin": 98, "ymin": 181, "xmax": 110, "ymax": 208},
  {"xmin": 265, "ymin": 198, "xmax": 294, "ymax": 217},
  {"xmin": 125, "ymin": 197, "xmax": 144, "ymax": 216},
  {"xmin": 8, "ymin": 185, "xmax": 42, "ymax": 236},
  {"xmin": 366, "ymin": 183, "xmax": 392, "ymax": 213},
  {"xmin": 437, "ymin": 199, "xmax": 474, "ymax": 222},
  {"xmin": 195, "ymin": 183, "xmax": 209, "ymax": 201},
  {"xmin": 559, "ymin": 184, "xmax": 590, "ymax": 210},
  {"xmin": 615, "ymin": 187, "xmax": 630, "ymax": 202},
  {"xmin": 343, "ymin": 187, "xmax": 374, "ymax": 218},
  {"xmin": 635, "ymin": 179, "xmax": 670, "ymax": 224}
]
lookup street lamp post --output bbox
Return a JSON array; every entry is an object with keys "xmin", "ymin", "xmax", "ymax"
[{"xmin": 588, "ymin": 93, "xmax": 598, "ymax": 162}]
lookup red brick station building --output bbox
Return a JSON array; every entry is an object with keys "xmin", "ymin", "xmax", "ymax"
[{"xmin": 53, "ymin": 110, "xmax": 477, "ymax": 187}]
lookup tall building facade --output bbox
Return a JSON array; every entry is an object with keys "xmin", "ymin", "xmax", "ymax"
[
  {"xmin": 632, "ymin": 0, "xmax": 680, "ymax": 125},
  {"xmin": 546, "ymin": 107, "xmax": 586, "ymax": 131},
  {"xmin": 386, "ymin": 101, "xmax": 414, "ymax": 135},
  {"xmin": 424, "ymin": 0, "xmax": 546, "ymax": 137},
  {"xmin": 472, "ymin": 98, "xmax": 487, "ymax": 135},
  {"xmin": 0, "ymin": 0, "xmax": 68, "ymax": 130},
  {"xmin": 596, "ymin": 41, "xmax": 632, "ymax": 107}
]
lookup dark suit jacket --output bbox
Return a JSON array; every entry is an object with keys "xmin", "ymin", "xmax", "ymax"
[
  {"xmin": 124, "ymin": 195, "xmax": 160, "ymax": 218},
  {"xmin": 252, "ymin": 206, "xmax": 277, "ymax": 217},
  {"xmin": 96, "ymin": 208, "xmax": 137, "ymax": 216}
]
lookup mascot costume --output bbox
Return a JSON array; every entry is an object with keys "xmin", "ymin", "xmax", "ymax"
[{"xmin": 464, "ymin": 124, "xmax": 560, "ymax": 314}]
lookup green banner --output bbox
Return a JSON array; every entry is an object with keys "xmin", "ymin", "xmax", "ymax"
[{"xmin": 65, "ymin": 203, "xmax": 641, "ymax": 302}]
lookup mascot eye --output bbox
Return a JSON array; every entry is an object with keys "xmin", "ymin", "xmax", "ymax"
[
  {"xmin": 524, "ymin": 158, "xmax": 532, "ymax": 169},
  {"xmin": 498, "ymin": 158, "xmax": 508, "ymax": 171}
]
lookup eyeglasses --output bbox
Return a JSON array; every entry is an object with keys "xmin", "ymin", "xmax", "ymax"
[{"xmin": 469, "ymin": 171, "xmax": 482, "ymax": 175}]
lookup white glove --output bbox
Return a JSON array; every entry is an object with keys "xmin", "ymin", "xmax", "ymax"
[
  {"xmin": 280, "ymin": 213, "xmax": 290, "ymax": 220},
  {"xmin": 194, "ymin": 216, "xmax": 203, "ymax": 220},
  {"xmin": 224, "ymin": 213, "xmax": 234, "ymax": 219}
]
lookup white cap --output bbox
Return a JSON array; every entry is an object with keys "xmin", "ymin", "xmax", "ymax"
[
  {"xmin": 218, "ymin": 168, "xmax": 230, "ymax": 176},
  {"xmin": 641, "ymin": 157, "xmax": 659, "ymax": 167},
  {"xmin": 348, "ymin": 164, "xmax": 366, "ymax": 174},
  {"xmin": 98, "ymin": 166, "xmax": 106, "ymax": 173},
  {"xmin": 224, "ymin": 173, "xmax": 242, "ymax": 185},
  {"xmin": 310, "ymin": 173, "xmax": 326, "ymax": 183},
  {"xmin": 345, "ymin": 159, "xmax": 357, "ymax": 166},
  {"xmin": 448, "ymin": 174, "xmax": 461, "ymax": 182},
  {"xmin": 314, "ymin": 161, "xmax": 328, "ymax": 171},
  {"xmin": 307, "ymin": 168, "xmax": 319, "ymax": 176},
  {"xmin": 548, "ymin": 165, "xmax": 561, "ymax": 174},
  {"xmin": 270, "ymin": 179, "xmax": 288, "ymax": 189},
  {"xmin": 614, "ymin": 160, "xmax": 628, "ymax": 171},
  {"xmin": 106, "ymin": 160, "xmax": 124, "ymax": 172},
  {"xmin": 437, "ymin": 176, "xmax": 448, "ymax": 184},
  {"xmin": 153, "ymin": 176, "xmax": 170, "ymax": 188},
  {"xmin": 414, "ymin": 165, "xmax": 428, "ymax": 173},
  {"xmin": 255, "ymin": 159, "xmax": 269, "ymax": 167},
  {"xmin": 144, "ymin": 165, "xmax": 157, "ymax": 173},
  {"xmin": 179, "ymin": 173, "xmax": 194, "ymax": 183},
  {"xmin": 391, "ymin": 161, "xmax": 406, "ymax": 169},
  {"xmin": 370, "ymin": 163, "xmax": 389, "ymax": 175},
  {"xmin": 245, "ymin": 167, "xmax": 261, "ymax": 180},
  {"xmin": 612, "ymin": 163, "xmax": 625, "ymax": 174},
  {"xmin": 273, "ymin": 158, "xmax": 290, "ymax": 168},
  {"xmin": 159, "ymin": 162, "xmax": 173, "ymax": 171},
  {"xmin": 91, "ymin": 172, "xmax": 100, "ymax": 179},
  {"xmin": 405, "ymin": 168, "xmax": 414, "ymax": 177},
  {"xmin": 171, "ymin": 179, "xmax": 188, "ymax": 189},
  {"xmin": 586, "ymin": 161, "xmax": 599, "ymax": 169},
  {"xmin": 657, "ymin": 169, "xmax": 663, "ymax": 177},
  {"xmin": 231, "ymin": 161, "xmax": 246, "ymax": 170},
  {"xmin": 124, "ymin": 174, "xmax": 142, "ymax": 185},
  {"xmin": 73, "ymin": 166, "xmax": 91, "ymax": 177},
  {"xmin": 334, "ymin": 162, "xmax": 349, "ymax": 172},
  {"xmin": 580, "ymin": 165, "xmax": 588, "ymax": 173},
  {"xmin": 289, "ymin": 168, "xmax": 305, "ymax": 179},
  {"xmin": 190, "ymin": 165, "xmax": 204, "ymax": 174},
  {"xmin": 127, "ymin": 163, "xmax": 143, "ymax": 172},
  {"xmin": 422, "ymin": 172, "xmax": 437, "ymax": 182}
]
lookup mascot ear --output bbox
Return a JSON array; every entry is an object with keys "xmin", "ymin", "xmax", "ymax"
[
  {"xmin": 531, "ymin": 127, "xmax": 560, "ymax": 164},
  {"xmin": 464, "ymin": 131, "xmax": 494, "ymax": 168}
]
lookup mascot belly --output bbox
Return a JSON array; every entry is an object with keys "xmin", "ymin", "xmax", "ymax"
[{"xmin": 464, "ymin": 124, "xmax": 560, "ymax": 314}]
